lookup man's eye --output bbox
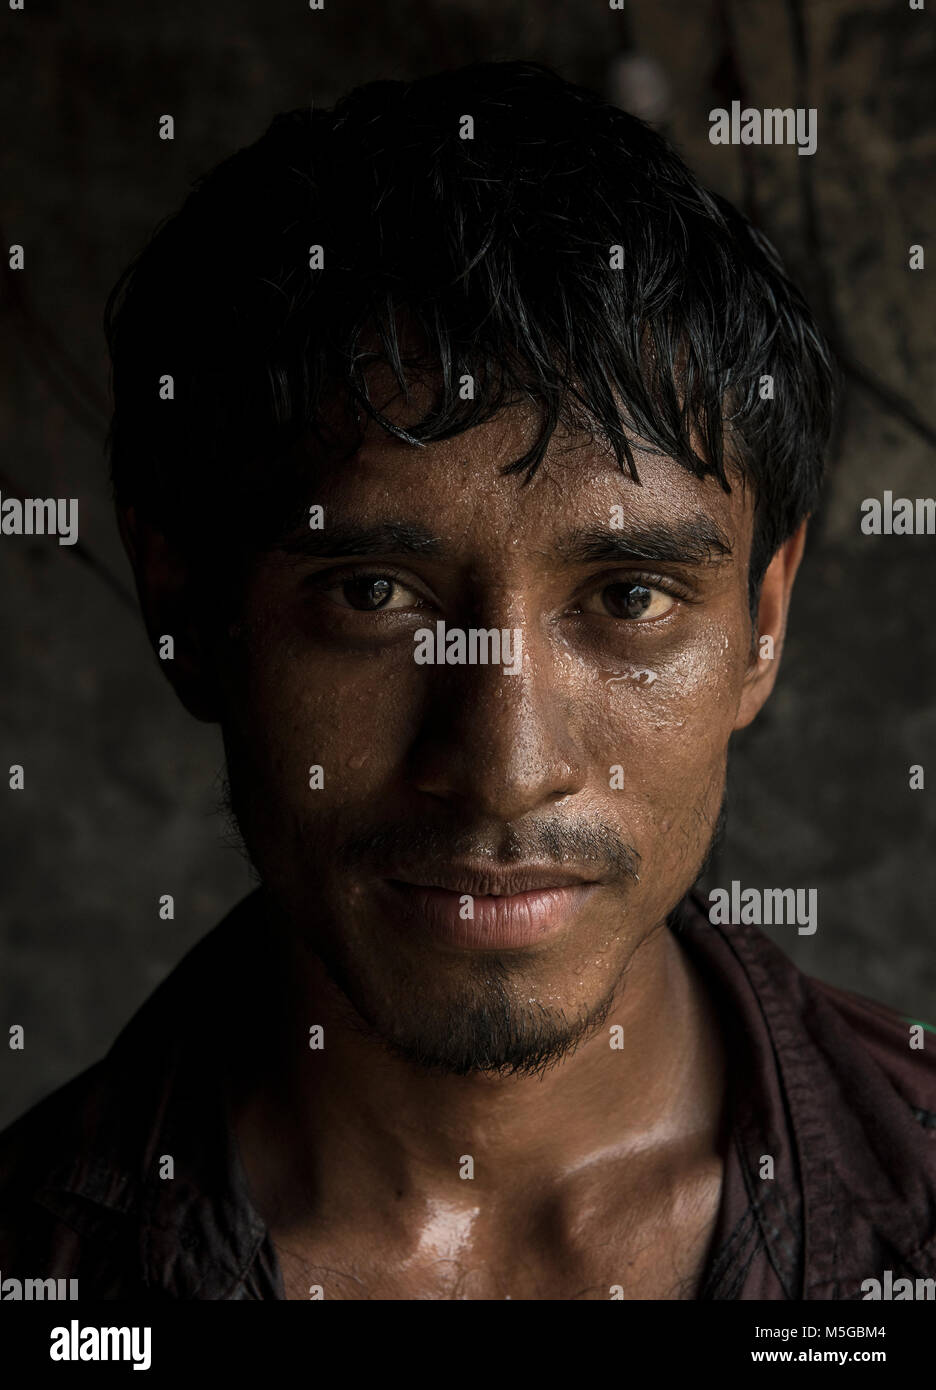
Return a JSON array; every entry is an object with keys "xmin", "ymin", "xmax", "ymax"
[
  {"xmin": 583, "ymin": 582, "xmax": 676, "ymax": 621},
  {"xmin": 324, "ymin": 574, "xmax": 418, "ymax": 612}
]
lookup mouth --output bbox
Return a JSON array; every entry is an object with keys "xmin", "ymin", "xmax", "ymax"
[
  {"xmin": 380, "ymin": 864, "xmax": 602, "ymax": 949},
  {"xmin": 386, "ymin": 863, "xmax": 601, "ymax": 897}
]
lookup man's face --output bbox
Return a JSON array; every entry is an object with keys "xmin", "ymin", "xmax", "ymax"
[{"xmin": 207, "ymin": 392, "xmax": 776, "ymax": 1078}]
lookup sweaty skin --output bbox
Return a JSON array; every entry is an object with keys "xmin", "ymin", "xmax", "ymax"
[{"xmin": 124, "ymin": 387, "xmax": 806, "ymax": 1300}]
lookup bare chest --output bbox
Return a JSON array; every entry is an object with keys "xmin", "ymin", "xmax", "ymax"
[{"xmin": 271, "ymin": 1168, "xmax": 723, "ymax": 1301}]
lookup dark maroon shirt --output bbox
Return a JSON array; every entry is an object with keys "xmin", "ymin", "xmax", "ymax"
[{"xmin": 1, "ymin": 888, "xmax": 935, "ymax": 1299}]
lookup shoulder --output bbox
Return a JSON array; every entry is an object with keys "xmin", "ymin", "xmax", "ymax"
[
  {"xmin": 680, "ymin": 890, "xmax": 936, "ymax": 1146},
  {"xmin": 0, "ymin": 1059, "xmax": 142, "ymax": 1284},
  {"xmin": 0, "ymin": 1059, "xmax": 113, "ymax": 1194},
  {"xmin": 805, "ymin": 973, "xmax": 936, "ymax": 1130},
  {"xmin": 0, "ymin": 892, "xmax": 265, "ymax": 1295}
]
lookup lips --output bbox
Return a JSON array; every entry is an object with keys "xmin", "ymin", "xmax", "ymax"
[
  {"xmin": 381, "ymin": 869, "xmax": 600, "ymax": 949},
  {"xmin": 386, "ymin": 863, "xmax": 599, "ymax": 897}
]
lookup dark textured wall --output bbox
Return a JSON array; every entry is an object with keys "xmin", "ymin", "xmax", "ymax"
[{"xmin": 1, "ymin": 0, "xmax": 933, "ymax": 1128}]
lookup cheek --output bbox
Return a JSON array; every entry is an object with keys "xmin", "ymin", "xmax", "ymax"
[
  {"xmin": 223, "ymin": 632, "xmax": 420, "ymax": 828},
  {"xmin": 588, "ymin": 620, "xmax": 747, "ymax": 831},
  {"xmin": 594, "ymin": 609, "xmax": 744, "ymax": 728}
]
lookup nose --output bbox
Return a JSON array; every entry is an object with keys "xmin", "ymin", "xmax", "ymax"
[{"xmin": 406, "ymin": 628, "xmax": 586, "ymax": 822}]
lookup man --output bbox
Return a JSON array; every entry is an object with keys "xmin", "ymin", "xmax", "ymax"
[{"xmin": 1, "ymin": 60, "xmax": 934, "ymax": 1301}]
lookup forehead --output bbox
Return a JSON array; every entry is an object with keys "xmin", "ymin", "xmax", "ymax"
[{"xmin": 292, "ymin": 391, "xmax": 754, "ymax": 569}]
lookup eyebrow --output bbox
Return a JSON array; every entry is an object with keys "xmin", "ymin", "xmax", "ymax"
[
  {"xmin": 275, "ymin": 512, "xmax": 732, "ymax": 567},
  {"xmin": 278, "ymin": 521, "xmax": 444, "ymax": 559},
  {"xmin": 551, "ymin": 516, "xmax": 733, "ymax": 567}
]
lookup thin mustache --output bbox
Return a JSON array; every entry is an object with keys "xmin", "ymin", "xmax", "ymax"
[{"xmin": 342, "ymin": 823, "xmax": 641, "ymax": 884}]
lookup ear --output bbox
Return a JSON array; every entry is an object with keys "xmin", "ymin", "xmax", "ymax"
[
  {"xmin": 733, "ymin": 519, "xmax": 808, "ymax": 732},
  {"xmin": 118, "ymin": 505, "xmax": 221, "ymax": 723}
]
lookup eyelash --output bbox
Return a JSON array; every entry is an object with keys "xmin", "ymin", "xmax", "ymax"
[
  {"xmin": 312, "ymin": 566, "xmax": 430, "ymax": 607},
  {"xmin": 574, "ymin": 570, "xmax": 696, "ymax": 609},
  {"xmin": 311, "ymin": 566, "xmax": 697, "ymax": 617}
]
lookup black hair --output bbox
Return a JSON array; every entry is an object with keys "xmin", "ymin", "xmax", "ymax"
[{"xmin": 104, "ymin": 60, "xmax": 837, "ymax": 619}]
